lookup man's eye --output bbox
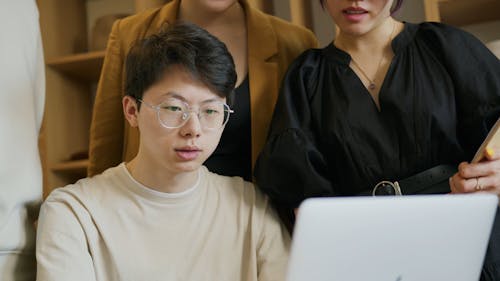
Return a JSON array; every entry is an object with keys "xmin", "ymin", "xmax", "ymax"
[
  {"xmin": 163, "ymin": 106, "xmax": 182, "ymax": 112},
  {"xmin": 204, "ymin": 109, "xmax": 219, "ymax": 115}
]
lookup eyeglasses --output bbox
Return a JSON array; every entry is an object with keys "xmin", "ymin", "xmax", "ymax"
[{"xmin": 138, "ymin": 98, "xmax": 234, "ymax": 130}]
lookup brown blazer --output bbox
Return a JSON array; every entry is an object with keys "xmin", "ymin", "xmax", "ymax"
[{"xmin": 87, "ymin": 0, "xmax": 318, "ymax": 176}]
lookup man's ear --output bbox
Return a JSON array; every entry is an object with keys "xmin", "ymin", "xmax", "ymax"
[{"xmin": 123, "ymin": 96, "xmax": 139, "ymax": 128}]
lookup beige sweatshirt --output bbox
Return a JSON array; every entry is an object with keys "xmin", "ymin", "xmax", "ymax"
[{"xmin": 36, "ymin": 164, "xmax": 290, "ymax": 281}]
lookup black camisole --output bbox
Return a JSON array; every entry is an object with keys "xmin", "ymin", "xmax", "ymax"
[{"xmin": 204, "ymin": 76, "xmax": 252, "ymax": 181}]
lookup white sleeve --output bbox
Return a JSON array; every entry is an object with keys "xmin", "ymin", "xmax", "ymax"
[{"xmin": 36, "ymin": 194, "xmax": 96, "ymax": 281}]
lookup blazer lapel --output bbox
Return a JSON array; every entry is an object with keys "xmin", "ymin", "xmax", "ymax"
[
  {"xmin": 243, "ymin": 0, "xmax": 279, "ymax": 166},
  {"xmin": 146, "ymin": 0, "xmax": 180, "ymax": 36}
]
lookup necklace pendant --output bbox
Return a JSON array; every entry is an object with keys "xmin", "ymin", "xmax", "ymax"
[{"xmin": 368, "ymin": 82, "xmax": 376, "ymax": 90}]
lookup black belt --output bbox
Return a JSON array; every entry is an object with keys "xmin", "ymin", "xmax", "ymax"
[{"xmin": 358, "ymin": 164, "xmax": 457, "ymax": 196}]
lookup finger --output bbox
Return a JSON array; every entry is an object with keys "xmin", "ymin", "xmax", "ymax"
[
  {"xmin": 459, "ymin": 159, "xmax": 500, "ymax": 178},
  {"xmin": 458, "ymin": 162, "xmax": 469, "ymax": 177},
  {"xmin": 455, "ymin": 175, "xmax": 477, "ymax": 193},
  {"xmin": 450, "ymin": 173, "xmax": 477, "ymax": 193},
  {"xmin": 471, "ymin": 176, "xmax": 500, "ymax": 196},
  {"xmin": 465, "ymin": 177, "xmax": 481, "ymax": 193},
  {"xmin": 449, "ymin": 177, "xmax": 457, "ymax": 193},
  {"xmin": 471, "ymin": 186, "xmax": 500, "ymax": 197}
]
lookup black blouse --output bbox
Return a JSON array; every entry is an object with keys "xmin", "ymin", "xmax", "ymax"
[
  {"xmin": 255, "ymin": 22, "xmax": 500, "ymax": 208},
  {"xmin": 204, "ymin": 76, "xmax": 252, "ymax": 181}
]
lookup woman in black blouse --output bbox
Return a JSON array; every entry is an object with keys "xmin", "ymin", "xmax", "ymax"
[{"xmin": 255, "ymin": 0, "xmax": 500, "ymax": 279}]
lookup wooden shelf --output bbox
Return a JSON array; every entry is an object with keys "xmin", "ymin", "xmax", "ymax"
[
  {"xmin": 51, "ymin": 159, "xmax": 89, "ymax": 174},
  {"xmin": 427, "ymin": 0, "xmax": 500, "ymax": 26},
  {"xmin": 46, "ymin": 51, "xmax": 105, "ymax": 82}
]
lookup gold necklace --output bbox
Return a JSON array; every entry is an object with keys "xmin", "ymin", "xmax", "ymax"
[
  {"xmin": 350, "ymin": 57, "xmax": 380, "ymax": 90},
  {"xmin": 345, "ymin": 22, "xmax": 396, "ymax": 91}
]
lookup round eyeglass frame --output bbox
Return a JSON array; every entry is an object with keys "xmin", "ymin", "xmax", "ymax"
[{"xmin": 137, "ymin": 98, "xmax": 234, "ymax": 130}]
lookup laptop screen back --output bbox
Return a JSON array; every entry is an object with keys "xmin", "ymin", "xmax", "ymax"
[{"xmin": 287, "ymin": 195, "xmax": 498, "ymax": 281}]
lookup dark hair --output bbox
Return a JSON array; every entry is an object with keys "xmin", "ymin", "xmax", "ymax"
[
  {"xmin": 319, "ymin": 0, "xmax": 403, "ymax": 14},
  {"xmin": 125, "ymin": 21, "xmax": 237, "ymax": 107}
]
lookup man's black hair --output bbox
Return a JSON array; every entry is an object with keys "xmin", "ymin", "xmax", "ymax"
[{"xmin": 125, "ymin": 21, "xmax": 237, "ymax": 107}]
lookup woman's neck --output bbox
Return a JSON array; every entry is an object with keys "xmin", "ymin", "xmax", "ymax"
[
  {"xmin": 178, "ymin": 0, "xmax": 248, "ymax": 86},
  {"xmin": 126, "ymin": 158, "xmax": 199, "ymax": 194},
  {"xmin": 178, "ymin": 1, "xmax": 244, "ymax": 30},
  {"xmin": 335, "ymin": 18, "xmax": 399, "ymax": 55}
]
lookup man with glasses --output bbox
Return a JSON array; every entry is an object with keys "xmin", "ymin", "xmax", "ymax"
[{"xmin": 35, "ymin": 22, "xmax": 290, "ymax": 281}]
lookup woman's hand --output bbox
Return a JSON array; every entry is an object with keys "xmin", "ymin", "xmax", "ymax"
[{"xmin": 449, "ymin": 148, "xmax": 500, "ymax": 196}]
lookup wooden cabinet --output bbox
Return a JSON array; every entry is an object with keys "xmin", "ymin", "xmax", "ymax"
[
  {"xmin": 424, "ymin": 0, "xmax": 500, "ymax": 26},
  {"xmin": 38, "ymin": 0, "xmax": 165, "ymax": 197},
  {"xmin": 38, "ymin": 0, "xmax": 96, "ymax": 197}
]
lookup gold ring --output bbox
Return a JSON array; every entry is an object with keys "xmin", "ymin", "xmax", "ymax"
[{"xmin": 474, "ymin": 177, "xmax": 482, "ymax": 191}]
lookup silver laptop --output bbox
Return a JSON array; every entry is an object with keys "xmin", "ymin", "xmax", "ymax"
[{"xmin": 287, "ymin": 194, "xmax": 498, "ymax": 281}]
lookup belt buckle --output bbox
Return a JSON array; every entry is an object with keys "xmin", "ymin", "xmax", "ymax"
[{"xmin": 372, "ymin": 181, "xmax": 403, "ymax": 196}]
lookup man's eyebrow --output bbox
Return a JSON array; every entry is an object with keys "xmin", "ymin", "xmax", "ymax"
[
  {"xmin": 161, "ymin": 92, "xmax": 186, "ymax": 102},
  {"xmin": 161, "ymin": 92, "xmax": 222, "ymax": 104}
]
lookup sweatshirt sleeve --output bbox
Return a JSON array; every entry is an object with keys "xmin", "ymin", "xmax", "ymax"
[
  {"xmin": 36, "ymin": 191, "xmax": 96, "ymax": 281},
  {"xmin": 87, "ymin": 19, "xmax": 127, "ymax": 177},
  {"xmin": 255, "ymin": 189, "xmax": 291, "ymax": 281}
]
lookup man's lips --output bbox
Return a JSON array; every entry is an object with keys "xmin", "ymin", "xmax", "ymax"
[{"xmin": 175, "ymin": 147, "xmax": 202, "ymax": 161}]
